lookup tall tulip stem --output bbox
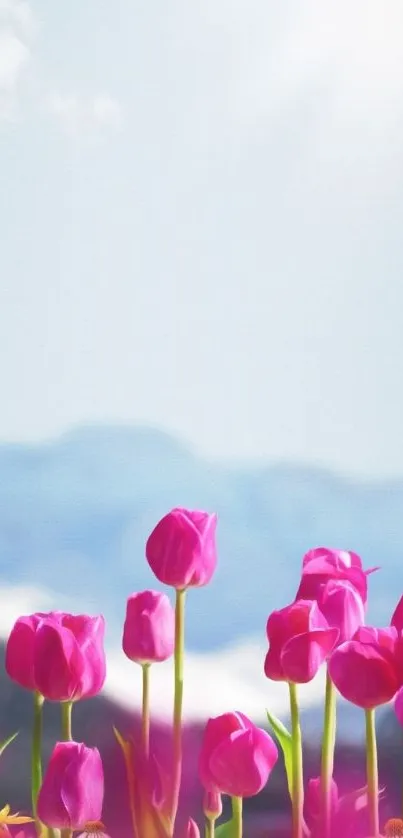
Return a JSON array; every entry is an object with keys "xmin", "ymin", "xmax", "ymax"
[
  {"xmin": 231, "ymin": 796, "xmax": 243, "ymax": 838},
  {"xmin": 205, "ymin": 818, "xmax": 215, "ymax": 838},
  {"xmin": 365, "ymin": 708, "xmax": 379, "ymax": 837},
  {"xmin": 141, "ymin": 663, "xmax": 151, "ymax": 759},
  {"xmin": 60, "ymin": 701, "xmax": 73, "ymax": 838},
  {"xmin": 171, "ymin": 587, "xmax": 186, "ymax": 828},
  {"xmin": 321, "ymin": 671, "xmax": 337, "ymax": 838},
  {"xmin": 61, "ymin": 701, "xmax": 73, "ymax": 742},
  {"xmin": 289, "ymin": 681, "xmax": 304, "ymax": 838},
  {"xmin": 32, "ymin": 690, "xmax": 44, "ymax": 834}
]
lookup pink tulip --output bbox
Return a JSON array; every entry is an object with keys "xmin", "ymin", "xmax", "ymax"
[
  {"xmin": 5, "ymin": 611, "xmax": 62, "ymax": 691},
  {"xmin": 146, "ymin": 507, "xmax": 218, "ymax": 589},
  {"xmin": 122, "ymin": 590, "xmax": 175, "ymax": 664},
  {"xmin": 328, "ymin": 627, "xmax": 400, "ymax": 708},
  {"xmin": 199, "ymin": 711, "xmax": 278, "ymax": 798},
  {"xmin": 183, "ymin": 819, "xmax": 200, "ymax": 838},
  {"xmin": 296, "ymin": 547, "xmax": 373, "ymax": 604},
  {"xmin": 264, "ymin": 600, "xmax": 339, "ymax": 683},
  {"xmin": 37, "ymin": 741, "xmax": 104, "ymax": 829},
  {"xmin": 317, "ymin": 579, "xmax": 365, "ymax": 644},
  {"xmin": 33, "ymin": 614, "xmax": 106, "ymax": 701}
]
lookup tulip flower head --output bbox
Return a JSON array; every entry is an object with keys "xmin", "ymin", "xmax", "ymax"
[
  {"xmin": 5, "ymin": 611, "xmax": 62, "ymax": 691},
  {"xmin": 328, "ymin": 626, "xmax": 400, "ymax": 708},
  {"xmin": 146, "ymin": 507, "xmax": 218, "ymax": 589},
  {"xmin": 296, "ymin": 547, "xmax": 373, "ymax": 604},
  {"xmin": 122, "ymin": 590, "xmax": 175, "ymax": 664},
  {"xmin": 34, "ymin": 613, "xmax": 106, "ymax": 701},
  {"xmin": 199, "ymin": 711, "xmax": 278, "ymax": 798},
  {"xmin": 264, "ymin": 599, "xmax": 339, "ymax": 683},
  {"xmin": 37, "ymin": 742, "xmax": 104, "ymax": 830}
]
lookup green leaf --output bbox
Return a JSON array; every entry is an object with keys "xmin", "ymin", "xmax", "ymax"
[
  {"xmin": 266, "ymin": 709, "xmax": 293, "ymax": 800},
  {"xmin": 0, "ymin": 731, "xmax": 18, "ymax": 756},
  {"xmin": 215, "ymin": 818, "xmax": 238, "ymax": 838}
]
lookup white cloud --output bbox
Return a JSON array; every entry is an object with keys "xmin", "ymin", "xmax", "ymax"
[
  {"xmin": 0, "ymin": 0, "xmax": 33, "ymax": 119},
  {"xmin": 46, "ymin": 92, "xmax": 123, "ymax": 140}
]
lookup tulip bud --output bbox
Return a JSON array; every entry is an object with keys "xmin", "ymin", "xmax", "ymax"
[
  {"xmin": 199, "ymin": 711, "xmax": 278, "ymax": 798},
  {"xmin": 146, "ymin": 507, "xmax": 218, "ymax": 589},
  {"xmin": 122, "ymin": 590, "xmax": 175, "ymax": 664},
  {"xmin": 203, "ymin": 789, "xmax": 222, "ymax": 820},
  {"xmin": 183, "ymin": 818, "xmax": 200, "ymax": 838},
  {"xmin": 37, "ymin": 742, "xmax": 104, "ymax": 829},
  {"xmin": 328, "ymin": 632, "xmax": 400, "ymax": 708}
]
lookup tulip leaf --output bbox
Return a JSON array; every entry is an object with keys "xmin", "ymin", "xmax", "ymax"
[
  {"xmin": 266, "ymin": 709, "xmax": 293, "ymax": 800},
  {"xmin": 0, "ymin": 731, "xmax": 18, "ymax": 757},
  {"xmin": 215, "ymin": 818, "xmax": 238, "ymax": 838}
]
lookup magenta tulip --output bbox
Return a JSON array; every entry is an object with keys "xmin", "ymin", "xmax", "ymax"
[
  {"xmin": 316, "ymin": 579, "xmax": 365, "ymax": 644},
  {"xmin": 122, "ymin": 590, "xmax": 175, "ymax": 664},
  {"xmin": 295, "ymin": 547, "xmax": 372, "ymax": 604},
  {"xmin": 199, "ymin": 711, "xmax": 278, "ymax": 798},
  {"xmin": 33, "ymin": 613, "xmax": 106, "ymax": 701},
  {"xmin": 146, "ymin": 507, "xmax": 218, "ymax": 589},
  {"xmin": 37, "ymin": 741, "xmax": 104, "ymax": 829},
  {"xmin": 328, "ymin": 627, "xmax": 400, "ymax": 708},
  {"xmin": 264, "ymin": 600, "xmax": 339, "ymax": 683},
  {"xmin": 5, "ymin": 611, "xmax": 62, "ymax": 691}
]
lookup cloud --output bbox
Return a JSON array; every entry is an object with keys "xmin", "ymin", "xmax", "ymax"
[
  {"xmin": 0, "ymin": 0, "xmax": 33, "ymax": 119},
  {"xmin": 46, "ymin": 92, "xmax": 123, "ymax": 141}
]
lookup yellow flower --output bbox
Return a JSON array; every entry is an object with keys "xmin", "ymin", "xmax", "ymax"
[{"xmin": 0, "ymin": 803, "xmax": 34, "ymax": 825}]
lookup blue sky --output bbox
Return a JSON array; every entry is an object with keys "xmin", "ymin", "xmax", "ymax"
[{"xmin": 1, "ymin": 0, "xmax": 403, "ymax": 477}]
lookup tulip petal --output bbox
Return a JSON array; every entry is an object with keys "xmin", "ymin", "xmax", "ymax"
[
  {"xmin": 208, "ymin": 727, "xmax": 277, "ymax": 798},
  {"xmin": 34, "ymin": 622, "xmax": 85, "ymax": 701},
  {"xmin": 281, "ymin": 628, "xmax": 339, "ymax": 683},
  {"xmin": 329, "ymin": 640, "xmax": 399, "ymax": 708}
]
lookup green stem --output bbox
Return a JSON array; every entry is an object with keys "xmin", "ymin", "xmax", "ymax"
[
  {"xmin": 365, "ymin": 708, "xmax": 379, "ymax": 837},
  {"xmin": 170, "ymin": 588, "xmax": 186, "ymax": 829},
  {"xmin": 60, "ymin": 701, "xmax": 73, "ymax": 838},
  {"xmin": 141, "ymin": 663, "xmax": 151, "ymax": 759},
  {"xmin": 205, "ymin": 817, "xmax": 216, "ymax": 838},
  {"xmin": 32, "ymin": 691, "xmax": 44, "ymax": 835},
  {"xmin": 231, "ymin": 796, "xmax": 243, "ymax": 838},
  {"xmin": 61, "ymin": 700, "xmax": 73, "ymax": 742},
  {"xmin": 320, "ymin": 671, "xmax": 337, "ymax": 838},
  {"xmin": 289, "ymin": 681, "xmax": 303, "ymax": 838}
]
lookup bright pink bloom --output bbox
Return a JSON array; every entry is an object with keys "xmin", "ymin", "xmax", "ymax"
[
  {"xmin": 146, "ymin": 508, "xmax": 218, "ymax": 589},
  {"xmin": 33, "ymin": 614, "xmax": 106, "ymax": 701},
  {"xmin": 264, "ymin": 600, "xmax": 339, "ymax": 683},
  {"xmin": 328, "ymin": 627, "xmax": 400, "ymax": 708},
  {"xmin": 122, "ymin": 590, "xmax": 175, "ymax": 664},
  {"xmin": 199, "ymin": 711, "xmax": 278, "ymax": 798},
  {"xmin": 296, "ymin": 548, "xmax": 374, "ymax": 604},
  {"xmin": 5, "ymin": 611, "xmax": 62, "ymax": 691},
  {"xmin": 203, "ymin": 789, "xmax": 222, "ymax": 819},
  {"xmin": 37, "ymin": 742, "xmax": 104, "ymax": 829},
  {"xmin": 317, "ymin": 580, "xmax": 365, "ymax": 644},
  {"xmin": 183, "ymin": 819, "xmax": 200, "ymax": 838}
]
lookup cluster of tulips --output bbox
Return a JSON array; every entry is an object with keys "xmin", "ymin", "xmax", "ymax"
[{"xmin": 1, "ymin": 507, "xmax": 403, "ymax": 838}]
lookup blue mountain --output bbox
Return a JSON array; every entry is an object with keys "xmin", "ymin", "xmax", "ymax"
[{"xmin": 0, "ymin": 425, "xmax": 400, "ymax": 650}]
